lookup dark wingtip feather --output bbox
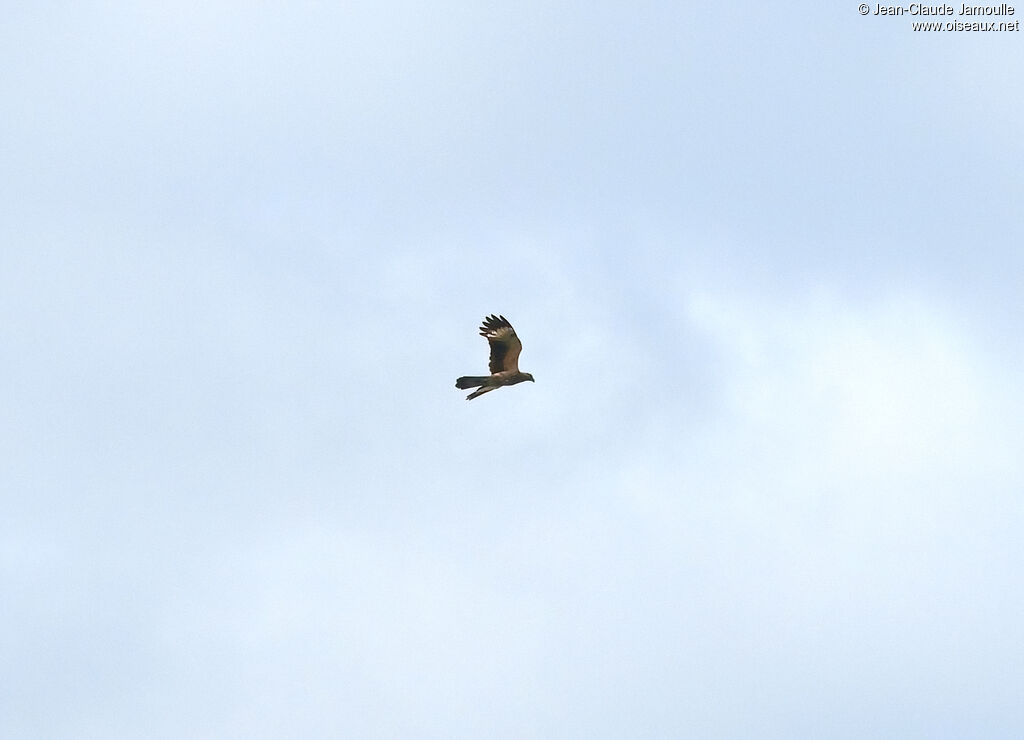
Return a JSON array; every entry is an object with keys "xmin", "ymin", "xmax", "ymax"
[{"xmin": 478, "ymin": 313, "xmax": 516, "ymax": 338}]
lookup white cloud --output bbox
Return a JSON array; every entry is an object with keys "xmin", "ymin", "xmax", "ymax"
[{"xmin": 684, "ymin": 287, "xmax": 1011, "ymax": 485}]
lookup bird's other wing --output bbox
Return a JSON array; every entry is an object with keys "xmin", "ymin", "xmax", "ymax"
[{"xmin": 480, "ymin": 314, "xmax": 523, "ymax": 374}]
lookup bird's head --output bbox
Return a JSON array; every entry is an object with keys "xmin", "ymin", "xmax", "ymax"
[{"xmin": 524, "ymin": 373, "xmax": 535, "ymax": 383}]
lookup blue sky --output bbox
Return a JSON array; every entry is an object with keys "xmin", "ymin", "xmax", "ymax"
[{"xmin": 2, "ymin": 3, "xmax": 1022, "ymax": 738}]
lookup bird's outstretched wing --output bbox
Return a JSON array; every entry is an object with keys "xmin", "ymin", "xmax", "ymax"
[{"xmin": 480, "ymin": 314, "xmax": 522, "ymax": 374}]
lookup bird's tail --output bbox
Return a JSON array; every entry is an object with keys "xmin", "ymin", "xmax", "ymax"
[{"xmin": 455, "ymin": 376, "xmax": 488, "ymax": 389}]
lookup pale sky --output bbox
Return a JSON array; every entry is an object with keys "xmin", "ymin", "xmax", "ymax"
[{"xmin": 2, "ymin": 3, "xmax": 1023, "ymax": 738}]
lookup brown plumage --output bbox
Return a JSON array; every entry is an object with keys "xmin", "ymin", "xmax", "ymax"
[{"xmin": 455, "ymin": 314, "xmax": 535, "ymax": 400}]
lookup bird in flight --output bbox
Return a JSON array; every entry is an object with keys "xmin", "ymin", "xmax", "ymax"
[{"xmin": 456, "ymin": 314, "xmax": 535, "ymax": 400}]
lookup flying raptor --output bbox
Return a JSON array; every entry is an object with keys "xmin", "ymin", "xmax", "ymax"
[{"xmin": 456, "ymin": 314, "xmax": 535, "ymax": 400}]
